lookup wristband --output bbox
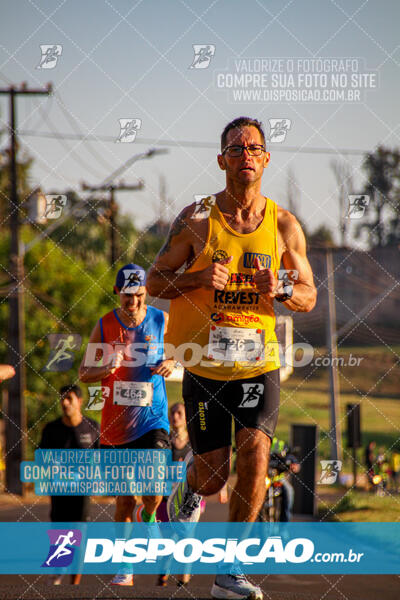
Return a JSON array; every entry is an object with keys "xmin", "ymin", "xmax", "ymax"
[{"xmin": 275, "ymin": 284, "xmax": 293, "ymax": 303}]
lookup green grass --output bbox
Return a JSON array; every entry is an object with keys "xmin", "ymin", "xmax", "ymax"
[
  {"xmin": 278, "ymin": 346, "xmax": 400, "ymax": 464},
  {"xmin": 162, "ymin": 347, "xmax": 400, "ymax": 523},
  {"xmin": 167, "ymin": 347, "xmax": 400, "ymax": 464},
  {"xmin": 318, "ymin": 489, "xmax": 400, "ymax": 522},
  {"xmin": 276, "ymin": 384, "xmax": 400, "ymax": 464}
]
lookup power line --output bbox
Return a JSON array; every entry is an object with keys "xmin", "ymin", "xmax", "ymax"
[
  {"xmin": 25, "ymin": 147, "xmax": 167, "ymax": 252},
  {"xmin": 54, "ymin": 92, "xmax": 113, "ymax": 172},
  {"xmin": 13, "ymin": 129, "xmax": 368, "ymax": 156},
  {"xmin": 22, "ymin": 147, "xmax": 78, "ymax": 188},
  {"xmin": 36, "ymin": 103, "xmax": 104, "ymax": 180},
  {"xmin": 81, "ymin": 181, "xmax": 144, "ymax": 265}
]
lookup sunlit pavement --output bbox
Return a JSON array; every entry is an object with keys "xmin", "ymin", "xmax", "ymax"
[{"xmin": 0, "ymin": 491, "xmax": 398, "ymax": 599}]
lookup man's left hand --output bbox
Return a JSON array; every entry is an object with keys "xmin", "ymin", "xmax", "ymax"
[{"xmin": 253, "ymin": 257, "xmax": 283, "ymax": 297}]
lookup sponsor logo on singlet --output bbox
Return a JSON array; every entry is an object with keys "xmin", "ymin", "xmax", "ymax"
[
  {"xmin": 229, "ymin": 272, "xmax": 254, "ymax": 285},
  {"xmin": 211, "ymin": 312, "xmax": 260, "ymax": 324},
  {"xmin": 214, "ymin": 290, "xmax": 260, "ymax": 305},
  {"xmin": 243, "ymin": 252, "xmax": 271, "ymax": 269},
  {"xmin": 211, "ymin": 312, "xmax": 224, "ymax": 323},
  {"xmin": 212, "ymin": 249, "xmax": 229, "ymax": 262}
]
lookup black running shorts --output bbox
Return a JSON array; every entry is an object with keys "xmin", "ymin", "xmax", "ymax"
[
  {"xmin": 182, "ymin": 369, "xmax": 280, "ymax": 455},
  {"xmin": 50, "ymin": 496, "xmax": 90, "ymax": 522}
]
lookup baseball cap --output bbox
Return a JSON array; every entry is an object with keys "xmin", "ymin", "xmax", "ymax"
[{"xmin": 114, "ymin": 263, "xmax": 147, "ymax": 294}]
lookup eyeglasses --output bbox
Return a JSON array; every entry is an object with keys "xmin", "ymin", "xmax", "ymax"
[{"xmin": 222, "ymin": 144, "xmax": 265, "ymax": 157}]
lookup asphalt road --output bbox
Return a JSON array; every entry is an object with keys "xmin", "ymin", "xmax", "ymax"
[
  {"xmin": 0, "ymin": 573, "xmax": 399, "ymax": 600},
  {"xmin": 0, "ymin": 493, "xmax": 398, "ymax": 600}
]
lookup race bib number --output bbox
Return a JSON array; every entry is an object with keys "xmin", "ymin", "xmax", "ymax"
[
  {"xmin": 113, "ymin": 381, "xmax": 153, "ymax": 406},
  {"xmin": 207, "ymin": 326, "xmax": 265, "ymax": 362}
]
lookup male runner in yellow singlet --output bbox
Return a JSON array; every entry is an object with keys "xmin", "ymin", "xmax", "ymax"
[{"xmin": 147, "ymin": 117, "xmax": 316, "ymax": 600}]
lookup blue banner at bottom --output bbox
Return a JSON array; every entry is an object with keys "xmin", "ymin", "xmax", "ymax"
[{"xmin": 0, "ymin": 522, "xmax": 398, "ymax": 574}]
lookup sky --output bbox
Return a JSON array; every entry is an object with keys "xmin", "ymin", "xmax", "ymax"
[{"xmin": 1, "ymin": 0, "xmax": 399, "ymax": 241}]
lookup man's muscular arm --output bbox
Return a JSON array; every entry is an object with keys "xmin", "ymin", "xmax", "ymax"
[
  {"xmin": 147, "ymin": 205, "xmax": 231, "ymax": 299},
  {"xmin": 253, "ymin": 209, "xmax": 317, "ymax": 312},
  {"xmin": 278, "ymin": 211, "xmax": 316, "ymax": 312}
]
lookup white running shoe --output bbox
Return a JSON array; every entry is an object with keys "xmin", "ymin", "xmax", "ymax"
[
  {"xmin": 211, "ymin": 572, "xmax": 263, "ymax": 599},
  {"xmin": 167, "ymin": 451, "xmax": 202, "ymax": 523},
  {"xmin": 110, "ymin": 571, "xmax": 134, "ymax": 586}
]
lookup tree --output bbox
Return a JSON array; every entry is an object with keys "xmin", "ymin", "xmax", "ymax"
[
  {"xmin": 307, "ymin": 224, "xmax": 336, "ymax": 248},
  {"xmin": 133, "ymin": 228, "xmax": 165, "ymax": 270},
  {"xmin": 47, "ymin": 189, "xmax": 139, "ymax": 266},
  {"xmin": 0, "ymin": 229, "xmax": 112, "ymax": 457},
  {"xmin": 356, "ymin": 146, "xmax": 400, "ymax": 248}
]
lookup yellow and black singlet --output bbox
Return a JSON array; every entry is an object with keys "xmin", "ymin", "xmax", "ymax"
[{"xmin": 166, "ymin": 196, "xmax": 281, "ymax": 381}]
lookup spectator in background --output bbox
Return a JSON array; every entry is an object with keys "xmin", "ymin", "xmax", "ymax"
[
  {"xmin": 390, "ymin": 449, "xmax": 400, "ymax": 492},
  {"xmin": 376, "ymin": 447, "xmax": 390, "ymax": 491},
  {"xmin": 365, "ymin": 441, "xmax": 376, "ymax": 488},
  {"xmin": 40, "ymin": 384, "xmax": 99, "ymax": 585},
  {"xmin": 169, "ymin": 402, "xmax": 191, "ymax": 460},
  {"xmin": 269, "ymin": 436, "xmax": 300, "ymax": 522}
]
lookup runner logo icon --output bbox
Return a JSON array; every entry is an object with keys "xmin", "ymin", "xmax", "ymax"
[
  {"xmin": 116, "ymin": 118, "xmax": 142, "ymax": 143},
  {"xmin": 239, "ymin": 383, "xmax": 264, "ymax": 408},
  {"xmin": 43, "ymin": 334, "xmax": 82, "ymax": 372},
  {"xmin": 42, "ymin": 529, "xmax": 82, "ymax": 568},
  {"xmin": 346, "ymin": 195, "xmax": 369, "ymax": 219},
  {"xmin": 87, "ymin": 386, "xmax": 109, "ymax": 411},
  {"xmin": 121, "ymin": 270, "xmax": 143, "ymax": 292},
  {"xmin": 268, "ymin": 118, "xmax": 291, "ymax": 143},
  {"xmin": 192, "ymin": 195, "xmax": 215, "ymax": 220},
  {"xmin": 319, "ymin": 460, "xmax": 342, "ymax": 484},
  {"xmin": 36, "ymin": 45, "xmax": 62, "ymax": 69},
  {"xmin": 189, "ymin": 45, "xmax": 215, "ymax": 69},
  {"xmin": 43, "ymin": 194, "xmax": 67, "ymax": 219}
]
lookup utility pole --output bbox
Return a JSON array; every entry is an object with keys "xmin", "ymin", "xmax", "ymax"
[
  {"xmin": 25, "ymin": 149, "xmax": 167, "ymax": 253},
  {"xmin": 0, "ymin": 83, "xmax": 52, "ymax": 494},
  {"xmin": 325, "ymin": 247, "xmax": 342, "ymax": 461},
  {"xmin": 81, "ymin": 181, "xmax": 144, "ymax": 265}
]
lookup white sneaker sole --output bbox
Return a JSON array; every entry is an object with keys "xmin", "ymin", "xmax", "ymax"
[
  {"xmin": 211, "ymin": 583, "xmax": 263, "ymax": 600},
  {"xmin": 111, "ymin": 577, "xmax": 134, "ymax": 586},
  {"xmin": 167, "ymin": 450, "xmax": 198, "ymax": 522},
  {"xmin": 166, "ymin": 479, "xmax": 181, "ymax": 522}
]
